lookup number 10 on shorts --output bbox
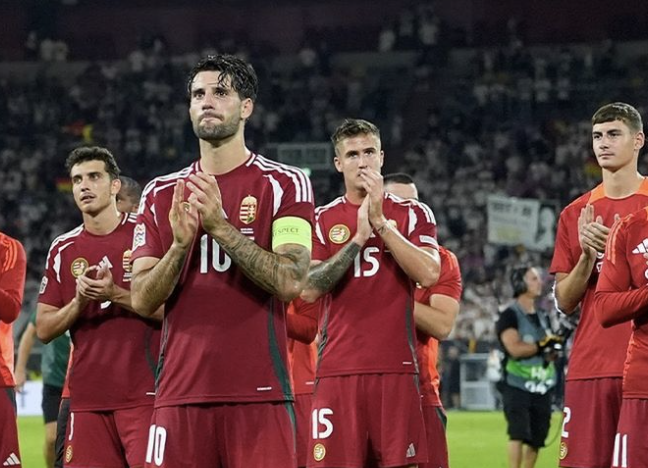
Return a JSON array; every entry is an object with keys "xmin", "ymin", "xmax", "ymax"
[
  {"xmin": 312, "ymin": 408, "xmax": 334, "ymax": 439},
  {"xmin": 145, "ymin": 425, "xmax": 167, "ymax": 466}
]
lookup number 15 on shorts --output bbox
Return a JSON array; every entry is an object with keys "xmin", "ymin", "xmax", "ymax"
[{"xmin": 312, "ymin": 408, "xmax": 334, "ymax": 439}]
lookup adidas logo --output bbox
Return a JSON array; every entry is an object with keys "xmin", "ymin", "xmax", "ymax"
[
  {"xmin": 406, "ymin": 443, "xmax": 416, "ymax": 458},
  {"xmin": 632, "ymin": 239, "xmax": 648, "ymax": 254},
  {"xmin": 3, "ymin": 453, "xmax": 20, "ymax": 466}
]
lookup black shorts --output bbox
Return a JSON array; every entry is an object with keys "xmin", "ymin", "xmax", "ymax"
[
  {"xmin": 54, "ymin": 397, "xmax": 70, "ymax": 468},
  {"xmin": 42, "ymin": 383, "xmax": 63, "ymax": 424},
  {"xmin": 500, "ymin": 383, "xmax": 552, "ymax": 449}
]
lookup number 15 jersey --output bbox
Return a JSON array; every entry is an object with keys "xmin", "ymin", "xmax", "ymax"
[{"xmin": 312, "ymin": 194, "xmax": 438, "ymax": 378}]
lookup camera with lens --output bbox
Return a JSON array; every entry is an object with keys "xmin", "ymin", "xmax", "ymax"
[{"xmin": 537, "ymin": 334, "xmax": 565, "ymax": 366}]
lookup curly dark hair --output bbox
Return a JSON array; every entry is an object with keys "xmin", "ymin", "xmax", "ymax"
[
  {"xmin": 186, "ymin": 54, "xmax": 258, "ymax": 102},
  {"xmin": 65, "ymin": 146, "xmax": 121, "ymax": 180}
]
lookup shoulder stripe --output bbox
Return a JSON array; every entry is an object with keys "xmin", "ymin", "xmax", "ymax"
[
  {"xmin": 1, "ymin": 237, "xmax": 17, "ymax": 272},
  {"xmin": 44, "ymin": 225, "xmax": 83, "ymax": 269},
  {"xmin": 385, "ymin": 193, "xmax": 436, "ymax": 226},
  {"xmin": 253, "ymin": 155, "xmax": 313, "ymax": 204},
  {"xmin": 254, "ymin": 155, "xmax": 312, "ymax": 203},
  {"xmin": 315, "ymin": 197, "xmax": 345, "ymax": 219}
]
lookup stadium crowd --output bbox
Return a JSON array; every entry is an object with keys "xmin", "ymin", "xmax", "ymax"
[{"xmin": 3, "ymin": 0, "xmax": 648, "ymax": 410}]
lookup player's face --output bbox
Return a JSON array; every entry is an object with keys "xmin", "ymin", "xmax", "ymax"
[
  {"xmin": 384, "ymin": 182, "xmax": 418, "ymax": 200},
  {"xmin": 524, "ymin": 267, "xmax": 543, "ymax": 298},
  {"xmin": 70, "ymin": 160, "xmax": 120, "ymax": 216},
  {"xmin": 116, "ymin": 193, "xmax": 138, "ymax": 213},
  {"xmin": 188, "ymin": 71, "xmax": 253, "ymax": 143},
  {"xmin": 333, "ymin": 133, "xmax": 384, "ymax": 191},
  {"xmin": 592, "ymin": 120, "xmax": 645, "ymax": 172}
]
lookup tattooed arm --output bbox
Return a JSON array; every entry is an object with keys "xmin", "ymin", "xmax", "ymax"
[
  {"xmin": 131, "ymin": 180, "xmax": 197, "ymax": 317},
  {"xmin": 186, "ymin": 172, "xmax": 311, "ymax": 302},
  {"xmin": 301, "ymin": 196, "xmax": 372, "ymax": 303},
  {"xmin": 211, "ymin": 226, "xmax": 310, "ymax": 302}
]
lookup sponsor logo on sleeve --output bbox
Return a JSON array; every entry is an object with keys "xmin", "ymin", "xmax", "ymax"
[
  {"xmin": 239, "ymin": 195, "xmax": 258, "ymax": 224},
  {"xmin": 70, "ymin": 258, "xmax": 89, "ymax": 278},
  {"xmin": 328, "ymin": 224, "xmax": 350, "ymax": 244},
  {"xmin": 39, "ymin": 277, "xmax": 48, "ymax": 294},
  {"xmin": 133, "ymin": 224, "xmax": 146, "ymax": 250}
]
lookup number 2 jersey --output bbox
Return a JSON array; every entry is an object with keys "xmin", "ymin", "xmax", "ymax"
[
  {"xmin": 313, "ymin": 193, "xmax": 438, "ymax": 377},
  {"xmin": 550, "ymin": 180, "xmax": 648, "ymax": 381},
  {"xmin": 38, "ymin": 214, "xmax": 160, "ymax": 412},
  {"xmin": 595, "ymin": 207, "xmax": 648, "ymax": 398},
  {"xmin": 131, "ymin": 155, "xmax": 314, "ymax": 407}
]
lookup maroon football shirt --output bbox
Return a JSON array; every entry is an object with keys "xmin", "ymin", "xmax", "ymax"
[
  {"xmin": 39, "ymin": 214, "xmax": 160, "ymax": 411},
  {"xmin": 312, "ymin": 193, "xmax": 438, "ymax": 377},
  {"xmin": 132, "ymin": 154, "xmax": 314, "ymax": 407}
]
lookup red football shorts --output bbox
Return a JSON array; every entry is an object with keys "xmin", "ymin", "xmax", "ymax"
[
  {"xmin": 144, "ymin": 402, "xmax": 297, "ymax": 468},
  {"xmin": 559, "ymin": 378, "xmax": 622, "ymax": 468},
  {"xmin": 307, "ymin": 374, "xmax": 427, "ymax": 468},
  {"xmin": 0, "ymin": 389, "xmax": 21, "ymax": 467},
  {"xmin": 611, "ymin": 398, "xmax": 648, "ymax": 468},
  {"xmin": 64, "ymin": 404, "xmax": 154, "ymax": 468},
  {"xmin": 421, "ymin": 404, "xmax": 449, "ymax": 468},
  {"xmin": 294, "ymin": 393, "xmax": 313, "ymax": 467}
]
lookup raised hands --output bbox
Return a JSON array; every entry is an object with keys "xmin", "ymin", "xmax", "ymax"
[
  {"xmin": 578, "ymin": 204, "xmax": 619, "ymax": 258},
  {"xmin": 76, "ymin": 263, "xmax": 115, "ymax": 303},
  {"xmin": 359, "ymin": 168, "xmax": 386, "ymax": 229},
  {"xmin": 187, "ymin": 172, "xmax": 227, "ymax": 236},
  {"xmin": 353, "ymin": 195, "xmax": 372, "ymax": 246},
  {"xmin": 170, "ymin": 179, "xmax": 199, "ymax": 249}
]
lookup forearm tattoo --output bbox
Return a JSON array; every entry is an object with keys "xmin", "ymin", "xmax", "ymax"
[
  {"xmin": 307, "ymin": 242, "xmax": 361, "ymax": 293},
  {"xmin": 133, "ymin": 247, "xmax": 187, "ymax": 313},
  {"xmin": 216, "ymin": 225, "xmax": 310, "ymax": 297}
]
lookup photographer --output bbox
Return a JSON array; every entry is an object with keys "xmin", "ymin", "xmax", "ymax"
[{"xmin": 496, "ymin": 266, "xmax": 561, "ymax": 468}]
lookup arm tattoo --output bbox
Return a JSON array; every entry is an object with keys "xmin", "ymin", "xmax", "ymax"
[
  {"xmin": 132, "ymin": 247, "xmax": 187, "ymax": 315},
  {"xmin": 307, "ymin": 241, "xmax": 361, "ymax": 293},
  {"xmin": 215, "ymin": 224, "xmax": 310, "ymax": 299}
]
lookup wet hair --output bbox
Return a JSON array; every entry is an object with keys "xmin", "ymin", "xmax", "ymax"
[
  {"xmin": 186, "ymin": 54, "xmax": 258, "ymax": 101},
  {"xmin": 65, "ymin": 146, "xmax": 121, "ymax": 180},
  {"xmin": 383, "ymin": 172, "xmax": 415, "ymax": 186},
  {"xmin": 592, "ymin": 102, "xmax": 643, "ymax": 133},
  {"xmin": 331, "ymin": 118, "xmax": 381, "ymax": 147}
]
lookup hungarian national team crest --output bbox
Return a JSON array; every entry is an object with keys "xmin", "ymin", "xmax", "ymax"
[
  {"xmin": 65, "ymin": 445, "xmax": 73, "ymax": 463},
  {"xmin": 122, "ymin": 249, "xmax": 133, "ymax": 282},
  {"xmin": 559, "ymin": 441, "xmax": 568, "ymax": 460},
  {"xmin": 71, "ymin": 258, "xmax": 89, "ymax": 277},
  {"xmin": 239, "ymin": 195, "xmax": 257, "ymax": 225},
  {"xmin": 329, "ymin": 224, "xmax": 350, "ymax": 244},
  {"xmin": 313, "ymin": 443, "xmax": 326, "ymax": 462}
]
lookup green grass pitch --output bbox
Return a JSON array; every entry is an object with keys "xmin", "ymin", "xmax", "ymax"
[{"xmin": 18, "ymin": 411, "xmax": 563, "ymax": 467}]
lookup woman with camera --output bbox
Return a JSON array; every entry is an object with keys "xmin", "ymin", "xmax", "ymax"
[{"xmin": 495, "ymin": 265, "xmax": 562, "ymax": 468}]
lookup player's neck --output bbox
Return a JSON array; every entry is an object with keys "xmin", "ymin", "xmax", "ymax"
[
  {"xmin": 602, "ymin": 166, "xmax": 644, "ymax": 198},
  {"xmin": 83, "ymin": 206, "xmax": 122, "ymax": 236},
  {"xmin": 345, "ymin": 189, "xmax": 372, "ymax": 206},
  {"xmin": 198, "ymin": 133, "xmax": 250, "ymax": 175},
  {"xmin": 517, "ymin": 296, "xmax": 535, "ymax": 314}
]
